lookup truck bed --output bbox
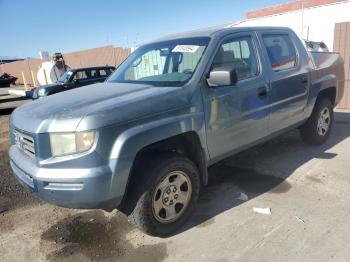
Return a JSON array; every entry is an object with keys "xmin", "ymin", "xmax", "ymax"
[{"xmin": 310, "ymin": 51, "xmax": 345, "ymax": 105}]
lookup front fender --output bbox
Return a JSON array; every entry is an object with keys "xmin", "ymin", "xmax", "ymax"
[{"xmin": 107, "ymin": 112, "xmax": 207, "ymax": 202}]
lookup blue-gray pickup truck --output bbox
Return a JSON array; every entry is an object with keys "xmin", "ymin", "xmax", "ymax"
[{"xmin": 9, "ymin": 27, "xmax": 344, "ymax": 236}]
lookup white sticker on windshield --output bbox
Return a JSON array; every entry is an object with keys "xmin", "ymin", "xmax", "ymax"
[{"xmin": 172, "ymin": 45, "xmax": 200, "ymax": 53}]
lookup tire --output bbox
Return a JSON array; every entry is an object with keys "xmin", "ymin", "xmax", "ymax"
[
  {"xmin": 127, "ymin": 155, "xmax": 200, "ymax": 237},
  {"xmin": 300, "ymin": 98, "xmax": 333, "ymax": 145}
]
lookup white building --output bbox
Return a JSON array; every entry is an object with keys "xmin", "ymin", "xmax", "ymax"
[
  {"xmin": 229, "ymin": 0, "xmax": 350, "ymax": 109},
  {"xmin": 233, "ymin": 0, "xmax": 350, "ymax": 52}
]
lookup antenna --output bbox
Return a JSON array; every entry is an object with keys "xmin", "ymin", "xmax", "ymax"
[
  {"xmin": 301, "ymin": 0, "xmax": 305, "ymax": 39},
  {"xmin": 126, "ymin": 35, "xmax": 130, "ymax": 48}
]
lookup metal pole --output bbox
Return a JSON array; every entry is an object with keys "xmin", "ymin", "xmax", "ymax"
[
  {"xmin": 22, "ymin": 72, "xmax": 28, "ymax": 91},
  {"xmin": 26, "ymin": 58, "xmax": 32, "ymax": 87},
  {"xmin": 43, "ymin": 69, "xmax": 48, "ymax": 85},
  {"xmin": 31, "ymin": 70, "xmax": 37, "ymax": 87}
]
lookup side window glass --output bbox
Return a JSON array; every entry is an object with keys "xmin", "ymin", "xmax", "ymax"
[
  {"xmin": 100, "ymin": 69, "xmax": 112, "ymax": 77},
  {"xmin": 85, "ymin": 70, "xmax": 92, "ymax": 79},
  {"xmin": 212, "ymin": 36, "xmax": 258, "ymax": 81},
  {"xmin": 90, "ymin": 70, "xmax": 99, "ymax": 78},
  {"xmin": 106, "ymin": 68, "xmax": 113, "ymax": 76},
  {"xmin": 100, "ymin": 69, "xmax": 107, "ymax": 77},
  {"xmin": 74, "ymin": 71, "xmax": 88, "ymax": 80},
  {"xmin": 262, "ymin": 34, "xmax": 297, "ymax": 71}
]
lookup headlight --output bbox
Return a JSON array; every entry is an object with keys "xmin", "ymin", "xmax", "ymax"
[
  {"xmin": 38, "ymin": 89, "xmax": 46, "ymax": 96},
  {"xmin": 50, "ymin": 131, "xmax": 96, "ymax": 157}
]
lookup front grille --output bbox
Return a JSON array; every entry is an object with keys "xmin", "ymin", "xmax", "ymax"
[{"xmin": 14, "ymin": 130, "xmax": 36, "ymax": 159}]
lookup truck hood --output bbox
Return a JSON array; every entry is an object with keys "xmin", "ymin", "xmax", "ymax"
[{"xmin": 11, "ymin": 82, "xmax": 190, "ymax": 133}]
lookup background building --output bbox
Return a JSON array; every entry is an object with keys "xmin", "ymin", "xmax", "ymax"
[
  {"xmin": 0, "ymin": 56, "xmax": 23, "ymax": 64},
  {"xmin": 234, "ymin": 0, "xmax": 350, "ymax": 109},
  {"xmin": 235, "ymin": 0, "xmax": 349, "ymax": 51},
  {"xmin": 0, "ymin": 46, "xmax": 130, "ymax": 87}
]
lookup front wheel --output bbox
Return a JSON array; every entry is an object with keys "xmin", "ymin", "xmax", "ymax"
[
  {"xmin": 300, "ymin": 98, "xmax": 333, "ymax": 145},
  {"xmin": 127, "ymin": 155, "xmax": 200, "ymax": 237}
]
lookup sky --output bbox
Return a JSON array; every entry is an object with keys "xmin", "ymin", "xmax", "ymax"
[{"xmin": 0, "ymin": 0, "xmax": 290, "ymax": 58}]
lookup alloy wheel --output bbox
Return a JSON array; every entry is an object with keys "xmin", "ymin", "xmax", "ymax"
[{"xmin": 152, "ymin": 171, "xmax": 192, "ymax": 224}]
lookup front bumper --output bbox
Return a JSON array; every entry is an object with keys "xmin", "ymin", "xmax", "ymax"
[{"xmin": 9, "ymin": 145, "xmax": 123, "ymax": 209}]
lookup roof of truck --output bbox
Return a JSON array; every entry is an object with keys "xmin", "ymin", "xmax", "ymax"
[{"xmin": 150, "ymin": 26, "xmax": 292, "ymax": 43}]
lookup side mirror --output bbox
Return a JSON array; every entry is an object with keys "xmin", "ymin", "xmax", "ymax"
[
  {"xmin": 207, "ymin": 67, "xmax": 238, "ymax": 87},
  {"xmin": 72, "ymin": 79, "xmax": 79, "ymax": 84}
]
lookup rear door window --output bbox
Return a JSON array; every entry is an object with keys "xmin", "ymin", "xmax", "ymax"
[{"xmin": 262, "ymin": 34, "xmax": 297, "ymax": 71}]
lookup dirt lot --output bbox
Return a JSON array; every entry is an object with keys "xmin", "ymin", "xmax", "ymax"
[
  {"xmin": 0, "ymin": 86, "xmax": 30, "ymax": 110},
  {"xmin": 1, "ymin": 110, "xmax": 350, "ymax": 262}
]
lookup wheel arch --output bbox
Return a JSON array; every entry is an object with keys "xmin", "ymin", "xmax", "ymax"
[
  {"xmin": 318, "ymin": 86, "xmax": 336, "ymax": 106},
  {"xmin": 109, "ymin": 115, "xmax": 209, "ymax": 211},
  {"xmin": 307, "ymin": 74, "xmax": 338, "ymax": 117}
]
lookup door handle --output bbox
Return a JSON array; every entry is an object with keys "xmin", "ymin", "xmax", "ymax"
[
  {"xmin": 302, "ymin": 77, "xmax": 308, "ymax": 84},
  {"xmin": 257, "ymin": 86, "xmax": 267, "ymax": 99}
]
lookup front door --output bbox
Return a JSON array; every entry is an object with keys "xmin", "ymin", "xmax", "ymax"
[{"xmin": 203, "ymin": 33, "xmax": 270, "ymax": 161}]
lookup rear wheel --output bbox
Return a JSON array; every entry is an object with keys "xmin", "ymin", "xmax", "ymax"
[
  {"xmin": 300, "ymin": 98, "xmax": 333, "ymax": 145},
  {"xmin": 127, "ymin": 155, "xmax": 200, "ymax": 237}
]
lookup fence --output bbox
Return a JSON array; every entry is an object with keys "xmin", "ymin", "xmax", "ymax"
[{"xmin": 0, "ymin": 45, "xmax": 131, "ymax": 87}]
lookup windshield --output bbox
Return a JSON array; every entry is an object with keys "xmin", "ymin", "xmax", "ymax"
[
  {"xmin": 107, "ymin": 37, "xmax": 210, "ymax": 85},
  {"xmin": 57, "ymin": 71, "xmax": 73, "ymax": 83}
]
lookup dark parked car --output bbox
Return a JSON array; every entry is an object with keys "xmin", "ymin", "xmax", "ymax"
[
  {"xmin": 0, "ymin": 73, "xmax": 17, "ymax": 87},
  {"xmin": 32, "ymin": 66, "xmax": 115, "ymax": 99}
]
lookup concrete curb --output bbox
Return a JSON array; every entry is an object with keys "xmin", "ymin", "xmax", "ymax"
[{"xmin": 8, "ymin": 89, "xmax": 32, "ymax": 98}]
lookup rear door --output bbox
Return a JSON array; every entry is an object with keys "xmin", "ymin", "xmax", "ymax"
[
  {"xmin": 203, "ymin": 32, "xmax": 270, "ymax": 161},
  {"xmin": 256, "ymin": 30, "xmax": 310, "ymax": 133}
]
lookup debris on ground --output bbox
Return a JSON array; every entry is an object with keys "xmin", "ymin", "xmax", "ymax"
[
  {"xmin": 253, "ymin": 207, "xmax": 271, "ymax": 215},
  {"xmin": 0, "ymin": 206, "xmax": 8, "ymax": 214},
  {"xmin": 235, "ymin": 192, "xmax": 249, "ymax": 201},
  {"xmin": 295, "ymin": 216, "xmax": 305, "ymax": 223}
]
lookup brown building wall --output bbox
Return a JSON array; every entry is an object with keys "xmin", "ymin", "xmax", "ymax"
[
  {"xmin": 0, "ymin": 45, "xmax": 130, "ymax": 87},
  {"xmin": 0, "ymin": 59, "xmax": 42, "ymax": 87},
  {"xmin": 333, "ymin": 22, "xmax": 350, "ymax": 110}
]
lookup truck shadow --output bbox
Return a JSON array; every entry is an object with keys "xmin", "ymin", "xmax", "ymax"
[
  {"xmin": 180, "ymin": 111, "xmax": 350, "ymax": 233},
  {"xmin": 0, "ymin": 108, "xmax": 15, "ymax": 115},
  {"xmin": 0, "ymin": 96, "xmax": 28, "ymax": 104}
]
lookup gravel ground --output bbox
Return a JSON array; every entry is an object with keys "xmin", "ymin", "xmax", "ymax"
[
  {"xmin": 0, "ymin": 86, "xmax": 30, "ymax": 110},
  {"xmin": 1, "ymin": 110, "xmax": 350, "ymax": 262},
  {"xmin": 0, "ymin": 112, "xmax": 38, "ymax": 211}
]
